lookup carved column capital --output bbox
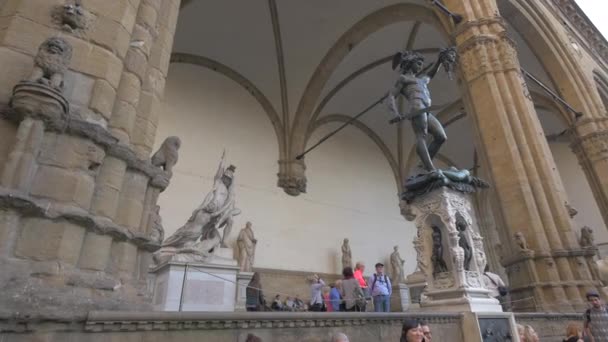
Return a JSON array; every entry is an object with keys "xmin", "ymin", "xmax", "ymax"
[
  {"xmin": 277, "ymin": 159, "xmax": 307, "ymax": 196},
  {"xmin": 457, "ymin": 32, "xmax": 519, "ymax": 83},
  {"xmin": 570, "ymin": 130, "xmax": 608, "ymax": 163}
]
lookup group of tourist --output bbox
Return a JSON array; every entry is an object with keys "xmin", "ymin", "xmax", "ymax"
[
  {"xmin": 246, "ymin": 270, "xmax": 608, "ymax": 342},
  {"xmin": 270, "ymin": 294, "xmax": 306, "ymax": 311},
  {"xmin": 306, "ymin": 261, "xmax": 394, "ymax": 312}
]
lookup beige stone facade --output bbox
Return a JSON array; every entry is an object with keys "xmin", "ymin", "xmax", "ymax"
[{"xmin": 0, "ymin": 0, "xmax": 607, "ymax": 330}]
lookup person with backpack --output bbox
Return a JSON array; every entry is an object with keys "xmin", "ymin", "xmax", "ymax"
[
  {"xmin": 368, "ymin": 262, "xmax": 392, "ymax": 312},
  {"xmin": 583, "ymin": 291, "xmax": 608, "ymax": 342}
]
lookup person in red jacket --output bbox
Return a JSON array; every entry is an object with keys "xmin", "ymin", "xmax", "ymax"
[{"xmin": 353, "ymin": 261, "xmax": 368, "ymax": 311}]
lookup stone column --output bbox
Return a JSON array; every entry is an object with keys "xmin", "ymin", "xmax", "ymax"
[
  {"xmin": 107, "ymin": 0, "xmax": 180, "ymax": 159},
  {"xmin": 0, "ymin": 0, "xmax": 182, "ymax": 319},
  {"xmin": 443, "ymin": 0, "xmax": 600, "ymax": 311},
  {"xmin": 570, "ymin": 118, "xmax": 608, "ymax": 229}
]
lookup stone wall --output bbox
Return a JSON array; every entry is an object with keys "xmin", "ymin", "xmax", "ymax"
[
  {"xmin": 0, "ymin": 0, "xmax": 182, "ymax": 320},
  {"xmin": 0, "ymin": 311, "xmax": 587, "ymax": 342},
  {"xmin": 254, "ymin": 267, "xmax": 342, "ymax": 303},
  {"xmin": 0, "ymin": 311, "xmax": 463, "ymax": 342}
]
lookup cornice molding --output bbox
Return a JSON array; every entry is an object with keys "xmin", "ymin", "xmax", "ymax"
[
  {"xmin": 83, "ymin": 312, "xmax": 461, "ymax": 332},
  {"xmin": 548, "ymin": 0, "xmax": 608, "ymax": 69}
]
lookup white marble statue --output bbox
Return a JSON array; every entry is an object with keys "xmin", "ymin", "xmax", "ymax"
[
  {"xmin": 237, "ymin": 221, "xmax": 257, "ymax": 272},
  {"xmin": 391, "ymin": 245, "xmax": 405, "ymax": 283},
  {"xmin": 580, "ymin": 226, "xmax": 595, "ymax": 249},
  {"xmin": 341, "ymin": 238, "xmax": 352, "ymax": 270},
  {"xmin": 153, "ymin": 151, "xmax": 241, "ymax": 264}
]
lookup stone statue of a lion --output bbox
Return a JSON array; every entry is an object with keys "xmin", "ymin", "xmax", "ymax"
[
  {"xmin": 151, "ymin": 136, "xmax": 181, "ymax": 176},
  {"xmin": 29, "ymin": 37, "xmax": 73, "ymax": 90}
]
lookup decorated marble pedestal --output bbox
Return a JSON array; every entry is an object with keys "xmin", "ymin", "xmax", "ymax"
[
  {"xmin": 151, "ymin": 248, "xmax": 241, "ymax": 312},
  {"xmin": 408, "ymin": 186, "xmax": 520, "ymax": 341},
  {"xmin": 390, "ymin": 283, "xmax": 410, "ymax": 312}
]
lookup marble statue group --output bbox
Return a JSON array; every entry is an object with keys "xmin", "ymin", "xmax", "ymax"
[{"xmin": 153, "ymin": 151, "xmax": 252, "ymax": 266}]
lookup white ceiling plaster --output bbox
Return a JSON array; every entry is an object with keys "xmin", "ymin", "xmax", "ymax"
[
  {"xmin": 173, "ymin": 0, "xmax": 282, "ymax": 113},
  {"xmin": 276, "ymin": 0, "xmax": 416, "ymax": 118}
]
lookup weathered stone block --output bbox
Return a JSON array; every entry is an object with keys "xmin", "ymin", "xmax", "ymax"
[
  {"xmin": 96, "ymin": 157, "xmax": 127, "ymax": 192},
  {"xmin": 87, "ymin": 0, "xmax": 137, "ymax": 31},
  {"xmin": 109, "ymin": 241, "xmax": 138, "ymax": 274},
  {"xmin": 148, "ymin": 43, "xmax": 171, "ymax": 75},
  {"xmin": 115, "ymin": 171, "xmax": 148, "ymax": 229},
  {"xmin": 156, "ymin": 26, "xmax": 175, "ymax": 56},
  {"xmin": 90, "ymin": 79, "xmax": 116, "ymax": 120},
  {"xmin": 0, "ymin": 119, "xmax": 17, "ymax": 175},
  {"xmin": 144, "ymin": 0, "xmax": 161, "ymax": 11},
  {"xmin": 31, "ymin": 166, "xmax": 96, "ymax": 209},
  {"xmin": 0, "ymin": 47, "xmax": 33, "ymax": 102},
  {"xmin": 15, "ymin": 218, "xmax": 85, "ymax": 264},
  {"xmin": 137, "ymin": 91, "xmax": 160, "ymax": 121},
  {"xmin": 0, "ymin": 0, "xmax": 20, "ymax": 17},
  {"xmin": 136, "ymin": 2, "xmax": 158, "ymax": 29},
  {"xmin": 0, "ymin": 209, "xmax": 19, "ymax": 257},
  {"xmin": 124, "ymin": 49, "xmax": 148, "ymax": 81},
  {"xmin": 11, "ymin": 0, "xmax": 56, "ymax": 31},
  {"xmin": 109, "ymin": 100, "xmax": 137, "ymax": 142},
  {"xmin": 132, "ymin": 116, "xmax": 157, "ymax": 154},
  {"xmin": 91, "ymin": 157, "xmax": 127, "ymax": 219},
  {"xmin": 78, "ymin": 232, "xmax": 112, "ymax": 271},
  {"xmin": 38, "ymin": 133, "xmax": 105, "ymax": 172},
  {"xmin": 159, "ymin": 0, "xmax": 180, "ymax": 30},
  {"xmin": 143, "ymin": 68, "xmax": 165, "ymax": 97},
  {"xmin": 117, "ymin": 72, "xmax": 141, "ymax": 106},
  {"xmin": 1, "ymin": 118, "xmax": 44, "ymax": 191},
  {"xmin": 131, "ymin": 24, "xmax": 153, "ymax": 57},
  {"xmin": 1, "ymin": 16, "xmax": 54, "ymax": 55},
  {"xmin": 63, "ymin": 71, "xmax": 95, "ymax": 107},
  {"xmin": 89, "ymin": 15, "xmax": 131, "ymax": 60},
  {"xmin": 68, "ymin": 41, "xmax": 123, "ymax": 89}
]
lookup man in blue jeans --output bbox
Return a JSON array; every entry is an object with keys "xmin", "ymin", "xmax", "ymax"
[{"xmin": 369, "ymin": 262, "xmax": 392, "ymax": 312}]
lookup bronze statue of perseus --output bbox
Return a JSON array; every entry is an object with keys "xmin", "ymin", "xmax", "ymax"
[{"xmin": 388, "ymin": 48, "xmax": 457, "ymax": 171}]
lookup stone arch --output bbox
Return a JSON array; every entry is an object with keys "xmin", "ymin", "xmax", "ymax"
[
  {"xmin": 500, "ymin": 0, "xmax": 603, "ymax": 118},
  {"xmin": 593, "ymin": 71, "xmax": 608, "ymax": 114},
  {"xmin": 530, "ymin": 90, "xmax": 572, "ymax": 128},
  {"xmin": 311, "ymin": 114, "xmax": 401, "ymax": 192},
  {"xmin": 290, "ymin": 3, "xmax": 454, "ymax": 159},
  {"xmin": 170, "ymin": 53, "xmax": 286, "ymax": 158}
]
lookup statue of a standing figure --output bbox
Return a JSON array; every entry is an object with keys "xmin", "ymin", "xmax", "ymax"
[
  {"xmin": 155, "ymin": 151, "xmax": 241, "ymax": 263},
  {"xmin": 431, "ymin": 226, "xmax": 449, "ymax": 275},
  {"xmin": 341, "ymin": 238, "xmax": 352, "ymax": 270},
  {"xmin": 456, "ymin": 219, "xmax": 472, "ymax": 271},
  {"xmin": 390, "ymin": 245, "xmax": 405, "ymax": 283},
  {"xmin": 580, "ymin": 226, "xmax": 595, "ymax": 249},
  {"xmin": 237, "ymin": 222, "xmax": 257, "ymax": 272},
  {"xmin": 388, "ymin": 48, "xmax": 457, "ymax": 171}
]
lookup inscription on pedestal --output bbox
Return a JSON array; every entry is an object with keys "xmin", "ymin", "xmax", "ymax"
[
  {"xmin": 184, "ymin": 280, "xmax": 225, "ymax": 305},
  {"xmin": 478, "ymin": 318, "xmax": 512, "ymax": 341}
]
